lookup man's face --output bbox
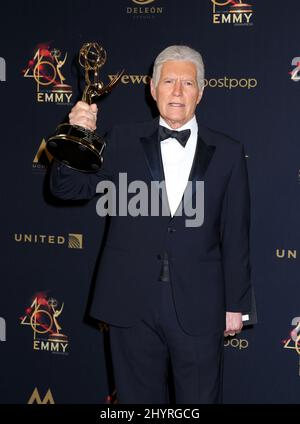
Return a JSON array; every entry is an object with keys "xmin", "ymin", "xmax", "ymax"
[{"xmin": 150, "ymin": 60, "xmax": 203, "ymax": 129}]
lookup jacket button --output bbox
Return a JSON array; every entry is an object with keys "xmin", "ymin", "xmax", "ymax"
[{"xmin": 168, "ymin": 227, "xmax": 176, "ymax": 233}]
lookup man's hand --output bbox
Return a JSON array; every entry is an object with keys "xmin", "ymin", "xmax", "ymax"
[
  {"xmin": 224, "ymin": 312, "xmax": 243, "ymax": 337},
  {"xmin": 69, "ymin": 101, "xmax": 98, "ymax": 131}
]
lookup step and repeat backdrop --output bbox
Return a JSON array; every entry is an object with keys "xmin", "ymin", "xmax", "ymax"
[{"xmin": 1, "ymin": 0, "xmax": 300, "ymax": 404}]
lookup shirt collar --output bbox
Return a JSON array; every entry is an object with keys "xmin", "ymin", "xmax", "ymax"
[
  {"xmin": 159, "ymin": 116, "xmax": 198, "ymax": 141},
  {"xmin": 159, "ymin": 115, "xmax": 197, "ymax": 130}
]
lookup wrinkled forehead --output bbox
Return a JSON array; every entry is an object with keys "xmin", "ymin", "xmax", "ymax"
[{"xmin": 159, "ymin": 60, "xmax": 198, "ymax": 80}]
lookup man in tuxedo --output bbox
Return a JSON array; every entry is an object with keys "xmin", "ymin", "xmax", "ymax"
[{"xmin": 50, "ymin": 45, "xmax": 251, "ymax": 403}]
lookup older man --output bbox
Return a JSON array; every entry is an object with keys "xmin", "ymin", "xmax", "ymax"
[{"xmin": 50, "ymin": 45, "xmax": 251, "ymax": 403}]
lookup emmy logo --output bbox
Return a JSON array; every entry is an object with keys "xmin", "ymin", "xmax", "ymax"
[
  {"xmin": 23, "ymin": 44, "xmax": 73, "ymax": 103},
  {"xmin": 283, "ymin": 317, "xmax": 300, "ymax": 376},
  {"xmin": 211, "ymin": 0, "xmax": 253, "ymax": 25},
  {"xmin": 211, "ymin": 0, "xmax": 252, "ymax": 13},
  {"xmin": 51, "ymin": 48, "xmax": 72, "ymax": 93},
  {"xmin": 20, "ymin": 294, "xmax": 69, "ymax": 353},
  {"xmin": 47, "ymin": 298, "xmax": 67, "ymax": 341}
]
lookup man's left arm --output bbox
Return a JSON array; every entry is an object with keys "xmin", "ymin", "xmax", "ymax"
[{"xmin": 220, "ymin": 142, "xmax": 251, "ymax": 336}]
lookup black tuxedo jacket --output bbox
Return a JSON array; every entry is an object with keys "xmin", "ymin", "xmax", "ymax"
[{"xmin": 50, "ymin": 117, "xmax": 251, "ymax": 335}]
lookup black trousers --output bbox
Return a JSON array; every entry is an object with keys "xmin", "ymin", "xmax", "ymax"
[{"xmin": 109, "ymin": 272, "xmax": 224, "ymax": 404}]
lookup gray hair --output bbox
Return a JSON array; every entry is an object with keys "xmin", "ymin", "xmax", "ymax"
[{"xmin": 152, "ymin": 45, "xmax": 205, "ymax": 89}]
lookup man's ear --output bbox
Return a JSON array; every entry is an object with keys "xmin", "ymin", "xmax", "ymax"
[{"xmin": 150, "ymin": 79, "xmax": 157, "ymax": 101}]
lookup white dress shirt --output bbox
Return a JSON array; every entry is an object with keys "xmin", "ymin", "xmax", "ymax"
[{"xmin": 159, "ymin": 116, "xmax": 198, "ymax": 216}]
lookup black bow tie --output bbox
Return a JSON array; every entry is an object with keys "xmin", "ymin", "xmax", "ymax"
[{"xmin": 158, "ymin": 125, "xmax": 191, "ymax": 147}]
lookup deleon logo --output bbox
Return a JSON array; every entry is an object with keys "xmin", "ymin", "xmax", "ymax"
[
  {"xmin": 282, "ymin": 317, "xmax": 300, "ymax": 376},
  {"xmin": 211, "ymin": 0, "xmax": 253, "ymax": 25},
  {"xmin": 28, "ymin": 388, "xmax": 55, "ymax": 404},
  {"xmin": 0, "ymin": 57, "xmax": 6, "ymax": 81},
  {"xmin": 289, "ymin": 57, "xmax": 300, "ymax": 82},
  {"xmin": 127, "ymin": 0, "xmax": 163, "ymax": 17},
  {"xmin": 20, "ymin": 293, "xmax": 69, "ymax": 355},
  {"xmin": 132, "ymin": 0, "xmax": 156, "ymax": 3},
  {"xmin": 22, "ymin": 42, "xmax": 73, "ymax": 104}
]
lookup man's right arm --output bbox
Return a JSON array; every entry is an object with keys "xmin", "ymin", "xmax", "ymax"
[{"xmin": 50, "ymin": 101, "xmax": 115, "ymax": 200}]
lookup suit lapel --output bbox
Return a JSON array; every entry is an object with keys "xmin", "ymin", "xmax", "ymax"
[
  {"xmin": 140, "ymin": 128, "xmax": 164, "ymax": 183},
  {"xmin": 189, "ymin": 134, "xmax": 216, "ymax": 196},
  {"xmin": 140, "ymin": 120, "xmax": 216, "ymax": 217},
  {"xmin": 174, "ymin": 134, "xmax": 216, "ymax": 216},
  {"xmin": 140, "ymin": 125, "xmax": 170, "ymax": 214}
]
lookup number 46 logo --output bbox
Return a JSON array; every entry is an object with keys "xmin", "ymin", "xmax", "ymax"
[{"xmin": 290, "ymin": 57, "xmax": 300, "ymax": 82}]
